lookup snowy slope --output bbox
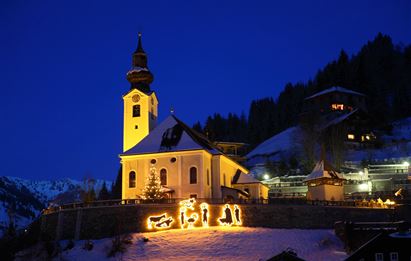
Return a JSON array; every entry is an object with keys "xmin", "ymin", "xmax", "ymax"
[
  {"xmin": 0, "ymin": 176, "xmax": 112, "ymax": 237},
  {"xmin": 5, "ymin": 176, "xmax": 111, "ymax": 203},
  {"xmin": 45, "ymin": 227, "xmax": 346, "ymax": 261},
  {"xmin": 246, "ymin": 117, "xmax": 411, "ymax": 167},
  {"xmin": 246, "ymin": 126, "xmax": 302, "ymax": 165}
]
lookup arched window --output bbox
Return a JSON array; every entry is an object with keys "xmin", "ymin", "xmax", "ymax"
[
  {"xmin": 129, "ymin": 171, "xmax": 136, "ymax": 188},
  {"xmin": 190, "ymin": 167, "xmax": 197, "ymax": 184},
  {"xmin": 160, "ymin": 168, "xmax": 167, "ymax": 186},
  {"xmin": 132, "ymin": 105, "xmax": 140, "ymax": 117},
  {"xmin": 207, "ymin": 169, "xmax": 210, "ymax": 186}
]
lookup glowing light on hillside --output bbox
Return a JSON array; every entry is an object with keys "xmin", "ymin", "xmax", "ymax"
[{"xmin": 263, "ymin": 174, "xmax": 270, "ymax": 180}]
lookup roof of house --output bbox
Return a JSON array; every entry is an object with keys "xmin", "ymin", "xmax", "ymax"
[
  {"xmin": 304, "ymin": 160, "xmax": 344, "ymax": 182},
  {"xmin": 121, "ymin": 115, "xmax": 222, "ymax": 156},
  {"xmin": 319, "ymin": 109, "xmax": 358, "ymax": 130},
  {"xmin": 232, "ymin": 170, "xmax": 263, "ymax": 184},
  {"xmin": 346, "ymin": 231, "xmax": 411, "ymax": 261},
  {"xmin": 305, "ymin": 86, "xmax": 365, "ymax": 100},
  {"xmin": 267, "ymin": 249, "xmax": 306, "ymax": 261},
  {"xmin": 221, "ymin": 186, "xmax": 249, "ymax": 197}
]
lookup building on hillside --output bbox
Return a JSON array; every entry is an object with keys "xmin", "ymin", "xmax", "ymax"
[
  {"xmin": 304, "ymin": 160, "xmax": 345, "ymax": 201},
  {"xmin": 301, "ymin": 86, "xmax": 376, "ymax": 148},
  {"xmin": 303, "ymin": 86, "xmax": 367, "ymax": 114},
  {"xmin": 119, "ymin": 34, "xmax": 268, "ymax": 201}
]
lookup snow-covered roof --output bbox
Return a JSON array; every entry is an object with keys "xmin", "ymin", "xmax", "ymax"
[
  {"xmin": 232, "ymin": 170, "xmax": 262, "ymax": 184},
  {"xmin": 121, "ymin": 115, "xmax": 222, "ymax": 156},
  {"xmin": 304, "ymin": 160, "xmax": 344, "ymax": 182},
  {"xmin": 127, "ymin": 66, "xmax": 149, "ymax": 75},
  {"xmin": 305, "ymin": 86, "xmax": 365, "ymax": 100},
  {"xmin": 320, "ymin": 109, "xmax": 357, "ymax": 130},
  {"xmin": 246, "ymin": 127, "xmax": 300, "ymax": 159}
]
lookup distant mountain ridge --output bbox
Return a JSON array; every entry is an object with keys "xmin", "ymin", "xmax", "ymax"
[{"xmin": 0, "ymin": 176, "xmax": 112, "ymax": 237}]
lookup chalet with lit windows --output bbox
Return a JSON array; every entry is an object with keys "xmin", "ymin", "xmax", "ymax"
[
  {"xmin": 301, "ymin": 86, "xmax": 376, "ymax": 147},
  {"xmin": 119, "ymin": 33, "xmax": 268, "ymax": 201}
]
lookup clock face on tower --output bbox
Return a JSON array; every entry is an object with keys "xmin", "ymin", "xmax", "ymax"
[{"xmin": 132, "ymin": 94, "xmax": 140, "ymax": 103}]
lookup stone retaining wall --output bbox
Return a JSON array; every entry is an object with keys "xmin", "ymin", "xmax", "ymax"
[{"xmin": 40, "ymin": 204, "xmax": 408, "ymax": 240}]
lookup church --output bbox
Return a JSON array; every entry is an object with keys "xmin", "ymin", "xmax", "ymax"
[{"xmin": 119, "ymin": 34, "xmax": 268, "ymax": 201}]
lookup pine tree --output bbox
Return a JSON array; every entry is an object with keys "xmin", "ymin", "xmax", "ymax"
[
  {"xmin": 141, "ymin": 164, "xmax": 164, "ymax": 200},
  {"xmin": 111, "ymin": 166, "xmax": 122, "ymax": 199},
  {"xmin": 98, "ymin": 181, "xmax": 110, "ymax": 200}
]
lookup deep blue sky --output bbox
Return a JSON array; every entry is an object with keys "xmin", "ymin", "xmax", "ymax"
[{"xmin": 1, "ymin": 0, "xmax": 410, "ymax": 182}]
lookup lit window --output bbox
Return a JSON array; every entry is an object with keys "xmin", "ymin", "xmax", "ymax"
[
  {"xmin": 160, "ymin": 168, "xmax": 167, "ymax": 186},
  {"xmin": 190, "ymin": 167, "xmax": 197, "ymax": 184},
  {"xmin": 390, "ymin": 252, "xmax": 398, "ymax": 261},
  {"xmin": 331, "ymin": 104, "xmax": 344, "ymax": 110},
  {"xmin": 132, "ymin": 105, "xmax": 140, "ymax": 117},
  {"xmin": 375, "ymin": 253, "xmax": 383, "ymax": 261},
  {"xmin": 129, "ymin": 171, "xmax": 136, "ymax": 188},
  {"xmin": 348, "ymin": 134, "xmax": 355, "ymax": 140},
  {"xmin": 366, "ymin": 135, "xmax": 370, "ymax": 140}
]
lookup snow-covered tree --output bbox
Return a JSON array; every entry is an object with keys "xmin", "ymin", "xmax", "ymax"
[{"xmin": 141, "ymin": 165, "xmax": 164, "ymax": 200}]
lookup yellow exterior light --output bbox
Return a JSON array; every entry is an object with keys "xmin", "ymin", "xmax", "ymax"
[
  {"xmin": 147, "ymin": 213, "xmax": 174, "ymax": 230},
  {"xmin": 218, "ymin": 204, "xmax": 242, "ymax": 226},
  {"xmin": 384, "ymin": 199, "xmax": 395, "ymax": 206},
  {"xmin": 200, "ymin": 203, "xmax": 210, "ymax": 227},
  {"xmin": 347, "ymin": 134, "xmax": 355, "ymax": 140},
  {"xmin": 146, "ymin": 199, "xmax": 243, "ymax": 231}
]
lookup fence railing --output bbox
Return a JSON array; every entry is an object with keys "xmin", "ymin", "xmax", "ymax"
[{"xmin": 41, "ymin": 196, "xmax": 407, "ymax": 215}]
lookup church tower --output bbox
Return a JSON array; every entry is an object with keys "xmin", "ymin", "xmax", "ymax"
[{"xmin": 123, "ymin": 33, "xmax": 158, "ymax": 152}]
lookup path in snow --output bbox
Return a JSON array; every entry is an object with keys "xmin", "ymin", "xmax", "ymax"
[{"xmin": 58, "ymin": 227, "xmax": 347, "ymax": 261}]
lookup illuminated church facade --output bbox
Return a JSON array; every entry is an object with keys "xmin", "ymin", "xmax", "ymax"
[{"xmin": 119, "ymin": 34, "xmax": 268, "ymax": 201}]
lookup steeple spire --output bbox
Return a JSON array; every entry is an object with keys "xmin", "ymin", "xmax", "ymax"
[
  {"xmin": 136, "ymin": 32, "xmax": 145, "ymax": 53},
  {"xmin": 126, "ymin": 32, "xmax": 154, "ymax": 93}
]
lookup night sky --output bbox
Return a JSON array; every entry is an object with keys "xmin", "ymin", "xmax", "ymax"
[{"xmin": 1, "ymin": 0, "xmax": 410, "ymax": 182}]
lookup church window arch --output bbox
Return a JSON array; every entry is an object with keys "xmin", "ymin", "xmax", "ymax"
[
  {"xmin": 160, "ymin": 168, "xmax": 167, "ymax": 186},
  {"xmin": 129, "ymin": 171, "xmax": 136, "ymax": 188},
  {"xmin": 132, "ymin": 105, "xmax": 140, "ymax": 117},
  {"xmin": 189, "ymin": 166, "xmax": 197, "ymax": 184}
]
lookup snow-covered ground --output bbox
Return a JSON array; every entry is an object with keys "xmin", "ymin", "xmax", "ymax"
[{"xmin": 55, "ymin": 227, "xmax": 347, "ymax": 261}]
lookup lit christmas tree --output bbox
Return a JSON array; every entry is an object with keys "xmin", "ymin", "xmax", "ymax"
[{"xmin": 141, "ymin": 164, "xmax": 165, "ymax": 200}]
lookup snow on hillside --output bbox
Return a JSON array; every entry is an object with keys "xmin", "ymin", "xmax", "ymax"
[
  {"xmin": 246, "ymin": 126, "xmax": 302, "ymax": 165},
  {"xmin": 246, "ymin": 116, "xmax": 411, "ymax": 169},
  {"xmin": 384, "ymin": 117, "xmax": 411, "ymax": 141},
  {"xmin": 0, "ymin": 176, "xmax": 112, "ymax": 237},
  {"xmin": 49, "ymin": 227, "xmax": 346, "ymax": 261},
  {"xmin": 5, "ymin": 176, "xmax": 111, "ymax": 203}
]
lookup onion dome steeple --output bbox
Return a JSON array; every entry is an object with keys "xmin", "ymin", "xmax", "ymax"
[{"xmin": 126, "ymin": 32, "xmax": 154, "ymax": 93}]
